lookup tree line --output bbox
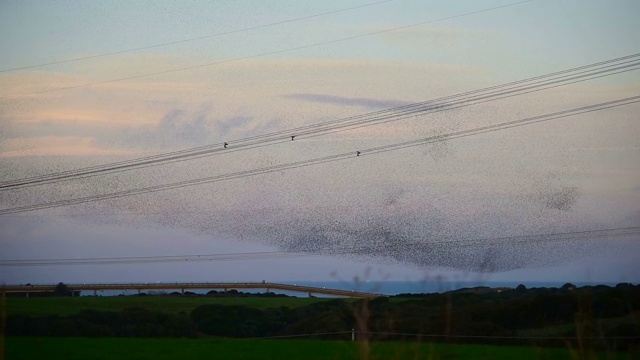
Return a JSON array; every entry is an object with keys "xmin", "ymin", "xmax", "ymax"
[{"xmin": 8, "ymin": 283, "xmax": 639, "ymax": 350}]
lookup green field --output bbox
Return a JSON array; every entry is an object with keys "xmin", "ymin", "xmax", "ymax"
[
  {"xmin": 6, "ymin": 337, "xmax": 633, "ymax": 360},
  {"xmin": 6, "ymin": 296, "xmax": 335, "ymax": 316}
]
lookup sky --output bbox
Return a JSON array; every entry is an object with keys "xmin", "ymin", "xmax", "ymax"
[{"xmin": 1, "ymin": 0, "xmax": 639, "ymax": 286}]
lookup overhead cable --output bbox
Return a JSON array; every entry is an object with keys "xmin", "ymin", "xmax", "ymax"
[
  {"xmin": 1, "ymin": 53, "xmax": 638, "ymax": 190},
  {"xmin": 1, "ymin": 0, "xmax": 535, "ymax": 98},
  {"xmin": 1, "ymin": 226, "xmax": 637, "ymax": 266},
  {"xmin": 0, "ymin": 95, "xmax": 638, "ymax": 215},
  {"xmin": 0, "ymin": 0, "xmax": 393, "ymax": 72}
]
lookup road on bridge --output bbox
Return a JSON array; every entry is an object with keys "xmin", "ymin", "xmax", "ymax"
[{"xmin": 2, "ymin": 282, "xmax": 383, "ymax": 298}]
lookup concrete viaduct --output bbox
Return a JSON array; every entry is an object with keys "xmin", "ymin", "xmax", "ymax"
[{"xmin": 1, "ymin": 282, "xmax": 382, "ymax": 299}]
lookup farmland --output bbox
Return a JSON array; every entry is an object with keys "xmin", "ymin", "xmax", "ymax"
[
  {"xmin": 5, "ymin": 284, "xmax": 638, "ymax": 359},
  {"xmin": 5, "ymin": 337, "xmax": 630, "ymax": 360}
]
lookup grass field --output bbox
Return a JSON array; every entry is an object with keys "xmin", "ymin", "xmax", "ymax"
[
  {"xmin": 6, "ymin": 337, "xmax": 634, "ymax": 360},
  {"xmin": 6, "ymin": 296, "xmax": 336, "ymax": 316}
]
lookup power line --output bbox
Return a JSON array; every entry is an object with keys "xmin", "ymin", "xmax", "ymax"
[
  {"xmin": 2, "ymin": 53, "xmax": 638, "ymax": 190},
  {"xmin": 5, "ymin": 56, "xmax": 636, "ymax": 189},
  {"xmin": 1, "ymin": 94, "xmax": 638, "ymax": 215},
  {"xmin": 218, "ymin": 330, "xmax": 640, "ymax": 341},
  {"xmin": 360, "ymin": 95, "xmax": 640, "ymax": 155},
  {"xmin": 204, "ymin": 330, "xmax": 640, "ymax": 341},
  {"xmin": 0, "ymin": 0, "xmax": 393, "ymax": 73},
  {"xmin": 4, "ymin": 96, "xmax": 639, "ymax": 213},
  {"xmin": 1, "ymin": 226, "xmax": 637, "ymax": 266},
  {"xmin": 301, "ymin": 60, "xmax": 640, "ymax": 141},
  {"xmin": 357, "ymin": 331, "xmax": 640, "ymax": 341},
  {"xmin": 1, "ymin": 0, "xmax": 535, "ymax": 98},
  {"xmin": 247, "ymin": 331, "xmax": 352, "ymax": 340}
]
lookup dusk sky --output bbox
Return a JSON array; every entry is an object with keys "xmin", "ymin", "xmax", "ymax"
[{"xmin": 1, "ymin": 0, "xmax": 639, "ymax": 287}]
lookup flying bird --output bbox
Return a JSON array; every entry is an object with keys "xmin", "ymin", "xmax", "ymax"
[{"xmin": 224, "ymin": 142, "xmax": 228, "ymax": 149}]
